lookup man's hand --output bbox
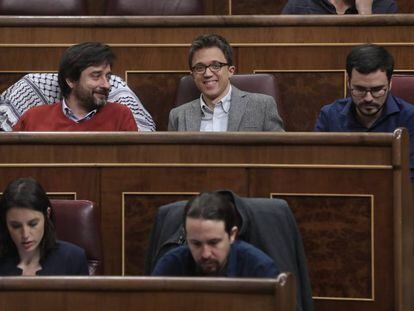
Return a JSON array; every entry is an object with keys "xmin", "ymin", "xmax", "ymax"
[{"xmin": 355, "ymin": 0, "xmax": 373, "ymax": 14}]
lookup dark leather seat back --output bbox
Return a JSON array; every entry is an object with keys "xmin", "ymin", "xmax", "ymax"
[
  {"xmin": 173, "ymin": 73, "xmax": 281, "ymax": 108},
  {"xmin": 392, "ymin": 74, "xmax": 414, "ymax": 104},
  {"xmin": 105, "ymin": 0, "xmax": 204, "ymax": 15},
  {"xmin": 0, "ymin": 0, "xmax": 87, "ymax": 15},
  {"xmin": 145, "ymin": 190, "xmax": 313, "ymax": 311},
  {"xmin": 51, "ymin": 199, "xmax": 103, "ymax": 275}
]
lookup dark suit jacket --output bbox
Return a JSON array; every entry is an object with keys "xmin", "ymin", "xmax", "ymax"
[
  {"xmin": 145, "ymin": 190, "xmax": 313, "ymax": 311},
  {"xmin": 168, "ymin": 86, "xmax": 284, "ymax": 131}
]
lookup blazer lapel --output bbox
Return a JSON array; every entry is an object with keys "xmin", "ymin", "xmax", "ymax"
[
  {"xmin": 185, "ymin": 99, "xmax": 202, "ymax": 131},
  {"xmin": 227, "ymin": 86, "xmax": 247, "ymax": 131}
]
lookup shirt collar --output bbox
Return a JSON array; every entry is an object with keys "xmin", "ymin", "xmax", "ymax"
[
  {"xmin": 200, "ymin": 85, "xmax": 232, "ymax": 114},
  {"xmin": 62, "ymin": 98, "xmax": 97, "ymax": 123}
]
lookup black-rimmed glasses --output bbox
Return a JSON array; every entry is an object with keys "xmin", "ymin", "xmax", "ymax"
[
  {"xmin": 191, "ymin": 61, "xmax": 229, "ymax": 74},
  {"xmin": 350, "ymin": 86, "xmax": 388, "ymax": 98}
]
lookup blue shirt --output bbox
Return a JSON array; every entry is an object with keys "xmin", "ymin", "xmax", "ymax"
[
  {"xmin": 151, "ymin": 240, "xmax": 279, "ymax": 278},
  {"xmin": 315, "ymin": 94, "xmax": 414, "ymax": 181},
  {"xmin": 0, "ymin": 240, "xmax": 89, "ymax": 276},
  {"xmin": 282, "ymin": 0, "xmax": 397, "ymax": 14}
]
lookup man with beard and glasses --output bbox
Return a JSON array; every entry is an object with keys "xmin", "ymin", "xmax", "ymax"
[
  {"xmin": 281, "ymin": 0, "xmax": 397, "ymax": 14},
  {"xmin": 151, "ymin": 192, "xmax": 279, "ymax": 277},
  {"xmin": 13, "ymin": 42, "xmax": 138, "ymax": 131},
  {"xmin": 315, "ymin": 44, "xmax": 414, "ymax": 181}
]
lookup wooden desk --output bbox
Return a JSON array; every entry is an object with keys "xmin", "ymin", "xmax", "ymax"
[
  {"xmin": 0, "ymin": 274, "xmax": 295, "ymax": 311},
  {"xmin": 0, "ymin": 130, "xmax": 412, "ymax": 310}
]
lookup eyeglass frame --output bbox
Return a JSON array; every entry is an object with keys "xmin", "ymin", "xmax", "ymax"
[
  {"xmin": 349, "ymin": 85, "xmax": 389, "ymax": 98},
  {"xmin": 191, "ymin": 61, "xmax": 230, "ymax": 74}
]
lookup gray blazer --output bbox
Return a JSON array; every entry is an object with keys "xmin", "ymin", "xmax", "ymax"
[{"xmin": 168, "ymin": 86, "xmax": 284, "ymax": 131}]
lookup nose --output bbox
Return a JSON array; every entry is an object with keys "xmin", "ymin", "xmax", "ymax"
[
  {"xmin": 203, "ymin": 66, "xmax": 213, "ymax": 77},
  {"xmin": 363, "ymin": 90, "xmax": 374, "ymax": 101},
  {"xmin": 21, "ymin": 225, "xmax": 30, "ymax": 240},
  {"xmin": 201, "ymin": 245, "xmax": 212, "ymax": 259},
  {"xmin": 101, "ymin": 76, "xmax": 110, "ymax": 90}
]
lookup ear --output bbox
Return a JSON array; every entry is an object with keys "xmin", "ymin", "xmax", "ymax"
[
  {"xmin": 46, "ymin": 207, "xmax": 51, "ymax": 219},
  {"xmin": 346, "ymin": 73, "xmax": 351, "ymax": 89},
  {"xmin": 389, "ymin": 79, "xmax": 392, "ymax": 91},
  {"xmin": 65, "ymin": 78, "xmax": 76, "ymax": 89},
  {"xmin": 228, "ymin": 65, "xmax": 236, "ymax": 78},
  {"xmin": 229, "ymin": 226, "xmax": 238, "ymax": 243}
]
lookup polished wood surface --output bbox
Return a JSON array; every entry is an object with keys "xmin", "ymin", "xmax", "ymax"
[
  {"xmin": 0, "ymin": 274, "xmax": 295, "ymax": 311},
  {"xmin": 0, "ymin": 130, "xmax": 412, "ymax": 311}
]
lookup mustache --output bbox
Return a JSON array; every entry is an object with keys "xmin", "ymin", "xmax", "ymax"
[{"xmin": 94, "ymin": 88, "xmax": 109, "ymax": 96}]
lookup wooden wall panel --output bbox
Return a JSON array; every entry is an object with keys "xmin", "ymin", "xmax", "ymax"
[
  {"xmin": 278, "ymin": 194, "xmax": 372, "ymax": 298},
  {"xmin": 249, "ymin": 168, "xmax": 395, "ymax": 311},
  {"xmin": 0, "ymin": 73, "xmax": 25, "ymax": 93},
  {"xmin": 0, "ymin": 167, "xmax": 99, "ymax": 203},
  {"xmin": 231, "ymin": 0, "xmax": 286, "ymax": 14},
  {"xmin": 0, "ymin": 131, "xmax": 411, "ymax": 311},
  {"xmin": 203, "ymin": 0, "xmax": 229, "ymax": 14},
  {"xmin": 124, "ymin": 193, "xmax": 196, "ymax": 275},
  {"xmin": 101, "ymin": 167, "xmax": 248, "ymax": 275},
  {"xmin": 127, "ymin": 72, "xmax": 188, "ymax": 131},
  {"xmin": 267, "ymin": 71, "xmax": 345, "ymax": 131}
]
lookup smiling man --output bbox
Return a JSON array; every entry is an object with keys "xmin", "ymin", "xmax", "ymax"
[
  {"xmin": 315, "ymin": 44, "xmax": 414, "ymax": 181},
  {"xmin": 13, "ymin": 42, "xmax": 138, "ymax": 131},
  {"xmin": 168, "ymin": 34, "xmax": 284, "ymax": 132},
  {"xmin": 151, "ymin": 192, "xmax": 279, "ymax": 277}
]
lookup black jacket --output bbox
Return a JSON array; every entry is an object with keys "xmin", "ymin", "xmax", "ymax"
[{"xmin": 144, "ymin": 190, "xmax": 313, "ymax": 311}]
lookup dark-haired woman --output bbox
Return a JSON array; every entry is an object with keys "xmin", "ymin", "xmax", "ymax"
[{"xmin": 0, "ymin": 177, "xmax": 89, "ymax": 276}]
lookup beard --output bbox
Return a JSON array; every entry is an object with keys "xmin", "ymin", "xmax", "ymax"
[
  {"xmin": 73, "ymin": 85, "xmax": 109, "ymax": 112},
  {"xmin": 355, "ymin": 100, "xmax": 385, "ymax": 117},
  {"xmin": 196, "ymin": 258, "xmax": 226, "ymax": 276}
]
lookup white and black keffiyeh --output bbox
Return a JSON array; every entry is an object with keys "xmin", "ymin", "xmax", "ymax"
[{"xmin": 0, "ymin": 73, "xmax": 155, "ymax": 131}]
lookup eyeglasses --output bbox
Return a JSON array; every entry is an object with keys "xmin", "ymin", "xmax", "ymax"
[
  {"xmin": 191, "ymin": 61, "xmax": 229, "ymax": 74},
  {"xmin": 350, "ymin": 86, "xmax": 388, "ymax": 98}
]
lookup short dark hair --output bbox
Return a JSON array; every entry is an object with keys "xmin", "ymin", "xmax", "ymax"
[
  {"xmin": 188, "ymin": 34, "xmax": 234, "ymax": 69},
  {"xmin": 346, "ymin": 44, "xmax": 394, "ymax": 81},
  {"xmin": 58, "ymin": 42, "xmax": 115, "ymax": 98},
  {"xmin": 183, "ymin": 192, "xmax": 236, "ymax": 235},
  {"xmin": 0, "ymin": 177, "xmax": 56, "ymax": 261}
]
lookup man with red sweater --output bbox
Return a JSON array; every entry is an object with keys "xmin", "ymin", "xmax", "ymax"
[{"xmin": 13, "ymin": 42, "xmax": 138, "ymax": 131}]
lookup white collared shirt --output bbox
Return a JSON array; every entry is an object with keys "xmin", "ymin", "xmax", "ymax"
[
  {"xmin": 61, "ymin": 98, "xmax": 97, "ymax": 123},
  {"xmin": 200, "ymin": 85, "xmax": 232, "ymax": 132}
]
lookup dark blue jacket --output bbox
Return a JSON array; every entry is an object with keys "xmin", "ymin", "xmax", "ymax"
[
  {"xmin": 152, "ymin": 240, "xmax": 279, "ymax": 277},
  {"xmin": 0, "ymin": 240, "xmax": 89, "ymax": 276}
]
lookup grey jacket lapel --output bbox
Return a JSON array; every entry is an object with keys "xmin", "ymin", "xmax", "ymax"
[
  {"xmin": 227, "ymin": 86, "xmax": 248, "ymax": 131},
  {"xmin": 185, "ymin": 99, "xmax": 202, "ymax": 131}
]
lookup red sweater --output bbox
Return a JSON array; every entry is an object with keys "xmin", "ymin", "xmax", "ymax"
[{"xmin": 13, "ymin": 102, "xmax": 138, "ymax": 131}]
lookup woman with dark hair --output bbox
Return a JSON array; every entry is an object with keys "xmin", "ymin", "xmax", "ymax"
[{"xmin": 0, "ymin": 177, "xmax": 89, "ymax": 275}]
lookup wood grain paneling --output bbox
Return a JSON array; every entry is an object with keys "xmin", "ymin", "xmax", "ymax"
[
  {"xmin": 0, "ymin": 73, "xmax": 25, "ymax": 93},
  {"xmin": 231, "ymin": 0, "xmax": 286, "ymax": 15},
  {"xmin": 127, "ymin": 72, "xmax": 188, "ymax": 131},
  {"xmin": 0, "ymin": 277, "xmax": 296, "ymax": 311},
  {"xmin": 277, "ymin": 194, "xmax": 372, "ymax": 299},
  {"xmin": 203, "ymin": 0, "xmax": 229, "ymax": 14},
  {"xmin": 265, "ymin": 71, "xmax": 345, "ymax": 131},
  {"xmin": 123, "ymin": 193, "xmax": 196, "ymax": 275},
  {"xmin": 101, "ymin": 166, "xmax": 247, "ymax": 274},
  {"xmin": 250, "ymin": 167, "xmax": 395, "ymax": 311}
]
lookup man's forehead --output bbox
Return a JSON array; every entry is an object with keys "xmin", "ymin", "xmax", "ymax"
[
  {"xmin": 185, "ymin": 218, "xmax": 226, "ymax": 235},
  {"xmin": 349, "ymin": 68, "xmax": 389, "ymax": 83},
  {"xmin": 192, "ymin": 47, "xmax": 226, "ymax": 64}
]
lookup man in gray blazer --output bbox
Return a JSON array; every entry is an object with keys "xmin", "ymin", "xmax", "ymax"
[{"xmin": 168, "ymin": 34, "xmax": 284, "ymax": 132}]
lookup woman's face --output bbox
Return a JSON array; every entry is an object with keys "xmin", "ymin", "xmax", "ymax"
[{"xmin": 6, "ymin": 207, "xmax": 45, "ymax": 257}]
